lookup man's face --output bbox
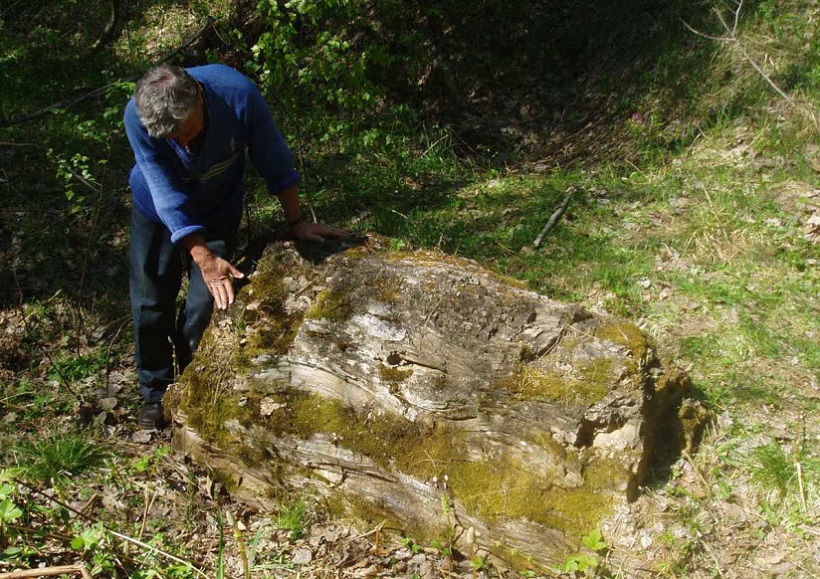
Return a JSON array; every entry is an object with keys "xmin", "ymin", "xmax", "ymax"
[{"xmin": 170, "ymin": 93, "xmax": 205, "ymax": 148}]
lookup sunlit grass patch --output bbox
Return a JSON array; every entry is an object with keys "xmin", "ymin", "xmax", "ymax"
[
  {"xmin": 749, "ymin": 439, "xmax": 820, "ymax": 513},
  {"xmin": 11, "ymin": 432, "xmax": 106, "ymax": 486}
]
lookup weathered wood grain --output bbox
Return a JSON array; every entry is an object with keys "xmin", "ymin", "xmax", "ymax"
[{"xmin": 167, "ymin": 238, "xmax": 700, "ymax": 567}]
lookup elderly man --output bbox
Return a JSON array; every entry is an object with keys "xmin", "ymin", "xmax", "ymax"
[{"xmin": 125, "ymin": 63, "xmax": 344, "ymax": 428}]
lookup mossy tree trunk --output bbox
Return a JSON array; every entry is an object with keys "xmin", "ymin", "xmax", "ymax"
[{"xmin": 166, "ymin": 237, "xmax": 701, "ymax": 567}]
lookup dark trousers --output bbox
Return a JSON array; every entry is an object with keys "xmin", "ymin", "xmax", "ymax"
[{"xmin": 129, "ymin": 209, "xmax": 237, "ymax": 403}]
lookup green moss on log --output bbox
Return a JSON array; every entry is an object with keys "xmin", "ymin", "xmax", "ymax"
[
  {"xmin": 379, "ymin": 363, "xmax": 414, "ymax": 385},
  {"xmin": 498, "ymin": 361, "xmax": 615, "ymax": 406},
  {"xmin": 305, "ymin": 287, "xmax": 353, "ymax": 322},
  {"xmin": 593, "ymin": 321, "xmax": 652, "ymax": 362},
  {"xmin": 260, "ymin": 391, "xmax": 613, "ymax": 537}
]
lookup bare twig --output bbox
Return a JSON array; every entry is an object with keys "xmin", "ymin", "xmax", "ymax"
[
  {"xmin": 682, "ymin": 0, "xmax": 798, "ymax": 107},
  {"xmin": 91, "ymin": 0, "xmax": 121, "ymax": 51},
  {"xmin": 0, "ymin": 565, "xmax": 93, "ymax": 579},
  {"xmin": 533, "ymin": 187, "xmax": 575, "ymax": 248},
  {"xmin": 138, "ymin": 486, "xmax": 158, "ymax": 542},
  {"xmin": 225, "ymin": 510, "xmax": 251, "ymax": 579},
  {"xmin": 0, "ymin": 141, "xmax": 40, "ymax": 148},
  {"xmin": 796, "ymin": 461, "xmax": 808, "ymax": 513}
]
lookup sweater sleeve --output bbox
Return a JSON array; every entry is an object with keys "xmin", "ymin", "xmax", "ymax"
[
  {"xmin": 124, "ymin": 101, "xmax": 206, "ymax": 243},
  {"xmin": 243, "ymin": 83, "xmax": 301, "ymax": 195}
]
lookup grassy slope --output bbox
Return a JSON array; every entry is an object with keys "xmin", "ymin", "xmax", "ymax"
[{"xmin": 1, "ymin": 0, "xmax": 819, "ymax": 577}]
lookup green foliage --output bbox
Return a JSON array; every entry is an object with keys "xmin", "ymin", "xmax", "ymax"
[
  {"xmin": 132, "ymin": 445, "xmax": 172, "ymax": 475},
  {"xmin": 49, "ymin": 351, "xmax": 109, "ymax": 382},
  {"xmin": 0, "ymin": 496, "xmax": 23, "ymax": 526},
  {"xmin": 249, "ymin": 0, "xmax": 388, "ymax": 148},
  {"xmin": 276, "ymin": 499, "xmax": 306, "ymax": 541},
  {"xmin": 561, "ymin": 529, "xmax": 608, "ymax": 575},
  {"xmin": 71, "ymin": 523, "xmax": 105, "ymax": 551},
  {"xmin": 752, "ymin": 441, "xmax": 798, "ymax": 496},
  {"xmin": 12, "ymin": 432, "xmax": 105, "ymax": 485},
  {"xmin": 216, "ymin": 509, "xmax": 227, "ymax": 579}
]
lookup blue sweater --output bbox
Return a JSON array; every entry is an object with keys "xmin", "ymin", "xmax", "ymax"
[{"xmin": 125, "ymin": 64, "xmax": 300, "ymax": 243}]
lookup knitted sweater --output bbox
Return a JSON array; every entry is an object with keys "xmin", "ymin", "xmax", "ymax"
[{"xmin": 125, "ymin": 64, "xmax": 300, "ymax": 243}]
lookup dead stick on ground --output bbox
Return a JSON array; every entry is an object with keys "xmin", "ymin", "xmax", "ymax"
[
  {"xmin": 796, "ymin": 462, "xmax": 808, "ymax": 513},
  {"xmin": 138, "ymin": 486, "xmax": 158, "ymax": 542},
  {"xmin": 0, "ymin": 565, "xmax": 93, "ymax": 579},
  {"xmin": 533, "ymin": 188, "xmax": 576, "ymax": 248}
]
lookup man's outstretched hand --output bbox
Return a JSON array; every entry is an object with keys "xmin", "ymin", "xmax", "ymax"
[
  {"xmin": 198, "ymin": 253, "xmax": 245, "ymax": 310},
  {"xmin": 197, "ymin": 254, "xmax": 245, "ymax": 310},
  {"xmin": 185, "ymin": 234, "xmax": 245, "ymax": 310},
  {"xmin": 291, "ymin": 221, "xmax": 349, "ymax": 243}
]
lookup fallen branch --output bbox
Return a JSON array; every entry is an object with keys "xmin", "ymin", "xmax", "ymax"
[
  {"xmin": 533, "ymin": 187, "xmax": 575, "ymax": 248},
  {"xmin": 0, "ymin": 565, "xmax": 93, "ymax": 579}
]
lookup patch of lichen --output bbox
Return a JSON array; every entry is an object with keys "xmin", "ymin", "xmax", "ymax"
[
  {"xmin": 385, "ymin": 250, "xmax": 529, "ymax": 290},
  {"xmin": 233, "ymin": 255, "xmax": 306, "ymax": 364},
  {"xmin": 274, "ymin": 392, "xmax": 461, "ymax": 477},
  {"xmin": 525, "ymin": 431, "xmax": 571, "ymax": 463},
  {"xmin": 372, "ymin": 271, "xmax": 404, "ymax": 305},
  {"xmin": 498, "ymin": 367, "xmax": 573, "ymax": 402},
  {"xmin": 593, "ymin": 321, "xmax": 652, "ymax": 362},
  {"xmin": 244, "ymin": 315, "xmax": 301, "ymax": 357},
  {"xmin": 170, "ymin": 328, "xmax": 268, "ymax": 447},
  {"xmin": 583, "ymin": 456, "xmax": 631, "ymax": 493},
  {"xmin": 209, "ymin": 468, "xmax": 241, "ymax": 493},
  {"xmin": 181, "ymin": 373, "xmax": 262, "ymax": 446}
]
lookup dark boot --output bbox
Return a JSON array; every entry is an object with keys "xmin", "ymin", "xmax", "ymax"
[{"xmin": 138, "ymin": 402, "xmax": 168, "ymax": 429}]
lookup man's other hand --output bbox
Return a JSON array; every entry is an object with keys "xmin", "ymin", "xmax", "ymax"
[{"xmin": 291, "ymin": 221, "xmax": 349, "ymax": 243}]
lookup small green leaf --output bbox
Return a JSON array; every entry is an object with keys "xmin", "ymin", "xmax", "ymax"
[
  {"xmin": 0, "ymin": 498, "xmax": 23, "ymax": 523},
  {"xmin": 73, "ymin": 526, "xmax": 103, "ymax": 551},
  {"xmin": 582, "ymin": 529, "xmax": 607, "ymax": 551},
  {"xmin": 0, "ymin": 483, "xmax": 15, "ymax": 500}
]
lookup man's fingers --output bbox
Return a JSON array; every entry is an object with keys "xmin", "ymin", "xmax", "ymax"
[
  {"xmin": 293, "ymin": 222, "xmax": 351, "ymax": 242},
  {"xmin": 228, "ymin": 263, "xmax": 245, "ymax": 279},
  {"xmin": 314, "ymin": 224, "xmax": 348, "ymax": 238},
  {"xmin": 209, "ymin": 279, "xmax": 233, "ymax": 309},
  {"xmin": 215, "ymin": 283, "xmax": 227, "ymax": 310}
]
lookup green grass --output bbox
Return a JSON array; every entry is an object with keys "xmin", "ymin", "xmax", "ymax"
[
  {"xmin": 11, "ymin": 432, "xmax": 105, "ymax": 486},
  {"xmin": 276, "ymin": 499, "xmax": 306, "ymax": 542}
]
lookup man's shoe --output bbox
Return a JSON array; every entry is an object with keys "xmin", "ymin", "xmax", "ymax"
[{"xmin": 138, "ymin": 402, "xmax": 168, "ymax": 429}]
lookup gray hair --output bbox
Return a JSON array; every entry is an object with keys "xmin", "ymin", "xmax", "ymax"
[{"xmin": 135, "ymin": 65, "xmax": 200, "ymax": 138}]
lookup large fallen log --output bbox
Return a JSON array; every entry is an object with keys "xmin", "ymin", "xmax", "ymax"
[{"xmin": 166, "ymin": 237, "xmax": 703, "ymax": 568}]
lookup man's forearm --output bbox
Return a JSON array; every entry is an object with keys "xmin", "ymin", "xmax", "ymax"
[{"xmin": 276, "ymin": 184, "xmax": 304, "ymax": 226}]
